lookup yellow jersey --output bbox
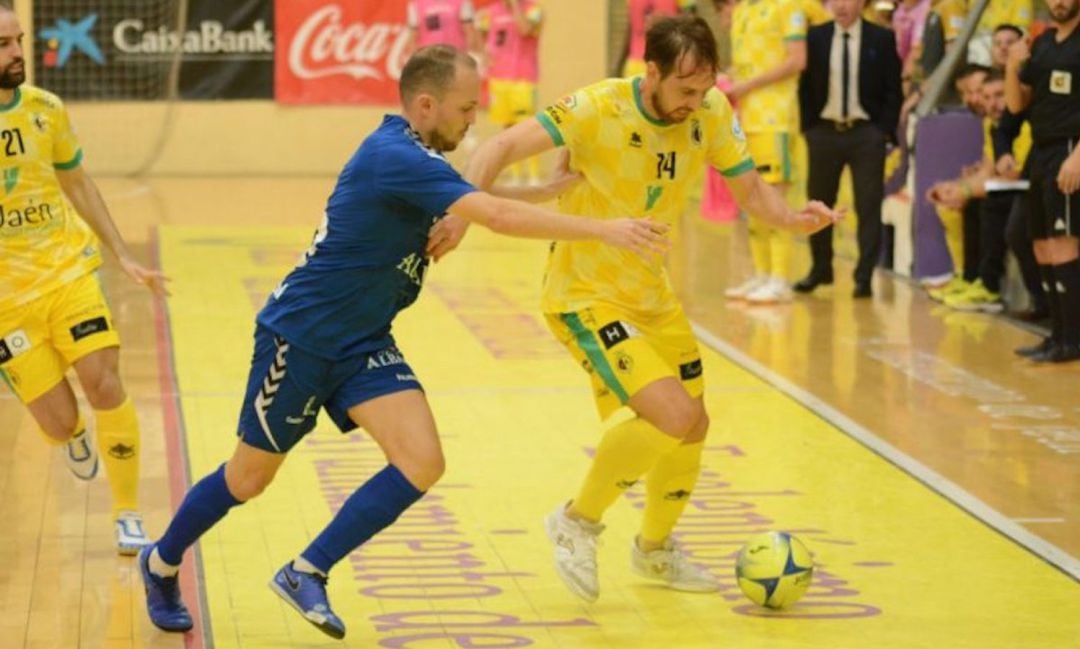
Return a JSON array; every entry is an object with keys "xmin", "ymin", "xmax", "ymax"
[
  {"xmin": 978, "ymin": 0, "xmax": 1033, "ymax": 33},
  {"xmin": 535, "ymin": 77, "xmax": 753, "ymax": 314},
  {"xmin": 931, "ymin": 0, "xmax": 969, "ymax": 41},
  {"xmin": 983, "ymin": 117, "xmax": 1032, "ymax": 168},
  {"xmin": 731, "ymin": 0, "xmax": 808, "ymax": 133},
  {"xmin": 0, "ymin": 85, "xmax": 96, "ymax": 314},
  {"xmin": 801, "ymin": 0, "xmax": 832, "ymax": 26}
]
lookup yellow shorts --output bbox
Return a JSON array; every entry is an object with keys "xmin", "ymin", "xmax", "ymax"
[
  {"xmin": 622, "ymin": 58, "xmax": 647, "ymax": 78},
  {"xmin": 545, "ymin": 303, "xmax": 704, "ymax": 420},
  {"xmin": 0, "ymin": 272, "xmax": 120, "ymax": 403},
  {"xmin": 747, "ymin": 131, "xmax": 795, "ymax": 185},
  {"xmin": 488, "ymin": 79, "xmax": 537, "ymax": 127}
]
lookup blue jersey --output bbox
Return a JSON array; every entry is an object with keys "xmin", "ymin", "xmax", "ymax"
[{"xmin": 257, "ymin": 115, "xmax": 475, "ymax": 359}]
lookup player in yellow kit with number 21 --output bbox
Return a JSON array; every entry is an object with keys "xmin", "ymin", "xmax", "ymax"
[
  {"xmin": 0, "ymin": 7, "xmax": 168, "ymax": 554},
  {"xmin": 431, "ymin": 16, "xmax": 840, "ymax": 602}
]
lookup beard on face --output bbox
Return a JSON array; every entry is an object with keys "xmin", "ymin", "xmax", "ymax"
[
  {"xmin": 428, "ymin": 126, "xmax": 463, "ymax": 153},
  {"xmin": 1050, "ymin": 0, "xmax": 1080, "ymax": 22},
  {"xmin": 650, "ymin": 89, "xmax": 691, "ymax": 124},
  {"xmin": 0, "ymin": 59, "xmax": 25, "ymax": 89}
]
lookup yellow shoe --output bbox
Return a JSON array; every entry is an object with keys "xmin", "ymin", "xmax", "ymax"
[
  {"xmin": 928, "ymin": 277, "xmax": 970, "ymax": 302},
  {"xmin": 944, "ymin": 280, "xmax": 1005, "ymax": 313}
]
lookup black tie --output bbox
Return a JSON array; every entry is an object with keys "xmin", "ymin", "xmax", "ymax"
[{"xmin": 842, "ymin": 32, "xmax": 851, "ymax": 120}]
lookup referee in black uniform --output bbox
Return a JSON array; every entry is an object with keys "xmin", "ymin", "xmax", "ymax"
[{"xmin": 1005, "ymin": 0, "xmax": 1080, "ymax": 363}]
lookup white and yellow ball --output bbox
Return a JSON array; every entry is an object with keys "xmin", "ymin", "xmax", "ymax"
[{"xmin": 735, "ymin": 531, "xmax": 814, "ymax": 609}]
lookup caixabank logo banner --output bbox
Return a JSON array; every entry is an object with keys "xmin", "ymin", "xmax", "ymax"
[{"xmin": 35, "ymin": 0, "xmax": 274, "ymax": 100}]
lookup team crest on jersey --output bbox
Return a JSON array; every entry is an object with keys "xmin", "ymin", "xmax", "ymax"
[
  {"xmin": 615, "ymin": 352, "xmax": 634, "ymax": 374},
  {"xmin": 1050, "ymin": 70, "xmax": 1072, "ymax": 95},
  {"xmin": 732, "ymin": 115, "xmax": 746, "ymax": 142},
  {"xmin": 560, "ymin": 94, "xmax": 577, "ymax": 109},
  {"xmin": 690, "ymin": 119, "xmax": 703, "ymax": 147}
]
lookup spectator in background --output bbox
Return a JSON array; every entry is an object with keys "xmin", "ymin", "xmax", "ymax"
[
  {"xmin": 990, "ymin": 23, "xmax": 1025, "ymax": 69},
  {"xmin": 405, "ymin": 0, "xmax": 481, "ymax": 55},
  {"xmin": 892, "ymin": 0, "xmax": 931, "ymax": 81},
  {"xmin": 477, "ymin": 0, "xmax": 544, "ymax": 186},
  {"xmin": 928, "ymin": 70, "xmax": 1034, "ymax": 313},
  {"xmin": 615, "ymin": 0, "xmax": 698, "ymax": 78},
  {"xmin": 969, "ymin": 0, "xmax": 1033, "ymax": 65},
  {"xmin": 795, "ymin": 0, "xmax": 902, "ymax": 297}
]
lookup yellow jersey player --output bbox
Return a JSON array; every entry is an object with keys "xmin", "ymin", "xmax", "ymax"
[
  {"xmin": 0, "ymin": 8, "xmax": 167, "ymax": 553},
  {"xmin": 723, "ymin": 0, "xmax": 808, "ymax": 303},
  {"xmin": 435, "ymin": 15, "xmax": 838, "ymax": 601}
]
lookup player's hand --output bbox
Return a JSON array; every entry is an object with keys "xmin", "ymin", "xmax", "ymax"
[
  {"xmin": 725, "ymin": 81, "xmax": 752, "ymax": 103},
  {"xmin": 119, "ymin": 256, "xmax": 170, "ymax": 297},
  {"xmin": 927, "ymin": 181, "xmax": 966, "ymax": 209},
  {"xmin": 1058, "ymin": 153, "xmax": 1080, "ymax": 195},
  {"xmin": 1006, "ymin": 39, "xmax": 1030, "ymax": 71},
  {"xmin": 995, "ymin": 154, "xmax": 1019, "ymax": 179},
  {"xmin": 427, "ymin": 214, "xmax": 471, "ymax": 262},
  {"xmin": 791, "ymin": 201, "xmax": 842, "ymax": 234},
  {"xmin": 603, "ymin": 217, "xmax": 670, "ymax": 257}
]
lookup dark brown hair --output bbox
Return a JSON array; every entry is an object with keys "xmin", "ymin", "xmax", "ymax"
[
  {"xmin": 644, "ymin": 15, "xmax": 719, "ymax": 79},
  {"xmin": 399, "ymin": 45, "xmax": 477, "ymax": 103}
]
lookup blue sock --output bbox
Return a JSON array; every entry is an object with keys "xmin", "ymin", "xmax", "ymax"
[
  {"xmin": 300, "ymin": 464, "xmax": 423, "ymax": 574},
  {"xmin": 156, "ymin": 463, "xmax": 243, "ymax": 566}
]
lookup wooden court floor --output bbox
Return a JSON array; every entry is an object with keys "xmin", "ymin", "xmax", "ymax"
[{"xmin": 0, "ymin": 176, "xmax": 1077, "ymax": 648}]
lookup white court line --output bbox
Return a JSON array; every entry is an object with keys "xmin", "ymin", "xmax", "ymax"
[
  {"xmin": 1012, "ymin": 518, "xmax": 1067, "ymax": 524},
  {"xmin": 692, "ymin": 322, "xmax": 1080, "ymax": 582}
]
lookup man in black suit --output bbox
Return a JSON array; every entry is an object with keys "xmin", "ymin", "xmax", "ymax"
[{"xmin": 794, "ymin": 0, "xmax": 902, "ymax": 297}]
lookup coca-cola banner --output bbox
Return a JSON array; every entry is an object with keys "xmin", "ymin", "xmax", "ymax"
[
  {"xmin": 34, "ymin": 0, "xmax": 273, "ymax": 100},
  {"xmin": 274, "ymin": 0, "xmax": 411, "ymax": 105}
]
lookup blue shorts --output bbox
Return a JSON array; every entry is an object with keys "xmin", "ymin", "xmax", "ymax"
[{"xmin": 237, "ymin": 325, "xmax": 423, "ymax": 453}]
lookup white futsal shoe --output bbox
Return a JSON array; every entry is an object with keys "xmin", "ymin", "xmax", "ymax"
[
  {"xmin": 745, "ymin": 277, "xmax": 794, "ymax": 304},
  {"xmin": 115, "ymin": 510, "xmax": 151, "ymax": 556},
  {"xmin": 544, "ymin": 505, "xmax": 604, "ymax": 602},
  {"xmin": 631, "ymin": 537, "xmax": 720, "ymax": 592},
  {"xmin": 724, "ymin": 275, "xmax": 769, "ymax": 300},
  {"xmin": 63, "ymin": 428, "xmax": 99, "ymax": 481}
]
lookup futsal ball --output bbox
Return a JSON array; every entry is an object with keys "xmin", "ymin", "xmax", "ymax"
[{"xmin": 735, "ymin": 531, "xmax": 814, "ymax": 609}]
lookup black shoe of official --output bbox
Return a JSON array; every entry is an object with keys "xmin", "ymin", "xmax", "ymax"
[
  {"xmin": 1030, "ymin": 341, "xmax": 1080, "ymax": 364},
  {"xmin": 1015, "ymin": 337, "xmax": 1054, "ymax": 358},
  {"xmin": 852, "ymin": 281, "xmax": 873, "ymax": 299},
  {"xmin": 793, "ymin": 272, "xmax": 833, "ymax": 294}
]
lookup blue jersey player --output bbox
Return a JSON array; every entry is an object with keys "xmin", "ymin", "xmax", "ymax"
[{"xmin": 138, "ymin": 45, "xmax": 667, "ymax": 639}]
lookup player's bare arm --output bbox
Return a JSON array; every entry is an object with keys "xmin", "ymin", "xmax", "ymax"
[
  {"xmin": 727, "ymin": 38, "xmax": 806, "ymax": 101},
  {"xmin": 56, "ymin": 165, "xmax": 170, "ymax": 296},
  {"xmin": 727, "ymin": 168, "xmax": 840, "ymax": 234},
  {"xmin": 1004, "ymin": 38, "xmax": 1032, "ymax": 114}
]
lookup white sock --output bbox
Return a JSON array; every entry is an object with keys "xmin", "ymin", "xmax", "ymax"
[
  {"xmin": 293, "ymin": 556, "xmax": 326, "ymax": 577},
  {"xmin": 149, "ymin": 547, "xmax": 180, "ymax": 578}
]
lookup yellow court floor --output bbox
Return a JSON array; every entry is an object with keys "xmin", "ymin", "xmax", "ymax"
[{"xmin": 1, "ymin": 177, "xmax": 1078, "ymax": 648}]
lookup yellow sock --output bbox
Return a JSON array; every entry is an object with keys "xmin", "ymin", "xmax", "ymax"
[
  {"xmin": 747, "ymin": 216, "xmax": 772, "ymax": 276},
  {"xmin": 38, "ymin": 415, "xmax": 84, "ymax": 446},
  {"xmin": 770, "ymin": 227, "xmax": 793, "ymax": 281},
  {"xmin": 94, "ymin": 397, "xmax": 140, "ymax": 515},
  {"xmin": 572, "ymin": 417, "xmax": 681, "ymax": 522},
  {"xmin": 640, "ymin": 441, "xmax": 704, "ymax": 544},
  {"xmin": 938, "ymin": 205, "xmax": 964, "ymax": 274}
]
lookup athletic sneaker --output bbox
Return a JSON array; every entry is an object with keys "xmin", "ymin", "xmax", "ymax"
[
  {"xmin": 139, "ymin": 544, "xmax": 193, "ymax": 632},
  {"xmin": 630, "ymin": 537, "xmax": 720, "ymax": 592},
  {"xmin": 544, "ymin": 505, "xmax": 604, "ymax": 602},
  {"xmin": 928, "ymin": 276, "xmax": 971, "ymax": 303},
  {"xmin": 745, "ymin": 277, "xmax": 794, "ymax": 304},
  {"xmin": 115, "ymin": 510, "xmax": 151, "ymax": 556},
  {"xmin": 63, "ymin": 428, "xmax": 98, "ymax": 481},
  {"xmin": 270, "ymin": 562, "xmax": 346, "ymax": 639},
  {"xmin": 724, "ymin": 275, "xmax": 769, "ymax": 300},
  {"xmin": 943, "ymin": 279, "xmax": 1005, "ymax": 313}
]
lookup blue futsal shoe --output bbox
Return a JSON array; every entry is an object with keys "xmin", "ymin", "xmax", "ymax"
[
  {"xmin": 270, "ymin": 562, "xmax": 346, "ymax": 639},
  {"xmin": 138, "ymin": 544, "xmax": 194, "ymax": 632}
]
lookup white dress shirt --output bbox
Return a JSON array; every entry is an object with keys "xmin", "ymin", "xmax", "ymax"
[{"xmin": 821, "ymin": 19, "xmax": 870, "ymax": 122}]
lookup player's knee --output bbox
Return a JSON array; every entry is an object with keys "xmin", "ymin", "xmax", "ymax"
[
  {"xmin": 81, "ymin": 366, "xmax": 125, "ymax": 409},
  {"xmin": 397, "ymin": 449, "xmax": 445, "ymax": 492},
  {"xmin": 225, "ymin": 467, "xmax": 275, "ymax": 501},
  {"xmin": 657, "ymin": 407, "xmax": 699, "ymax": 440},
  {"xmin": 685, "ymin": 410, "xmax": 710, "ymax": 444}
]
